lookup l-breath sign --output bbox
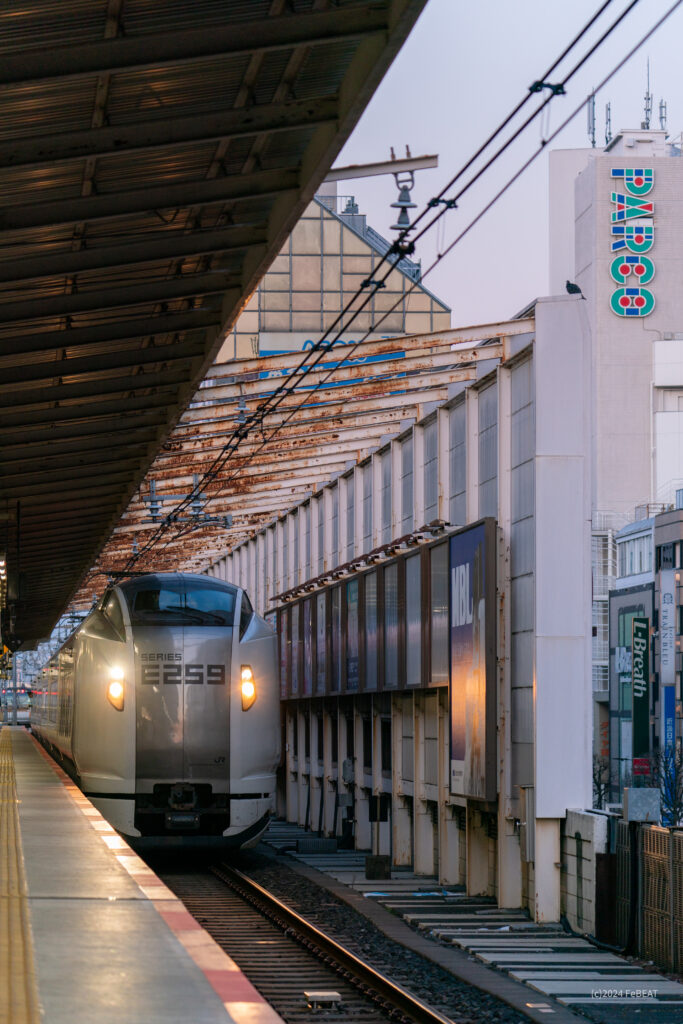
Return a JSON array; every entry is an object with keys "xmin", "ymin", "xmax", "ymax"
[{"xmin": 632, "ymin": 616, "xmax": 650, "ymax": 777}]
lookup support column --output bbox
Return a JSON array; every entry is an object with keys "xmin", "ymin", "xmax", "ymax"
[{"xmin": 467, "ymin": 804, "xmax": 490, "ymax": 896}]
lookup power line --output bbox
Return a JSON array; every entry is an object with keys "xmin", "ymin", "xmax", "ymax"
[{"xmin": 114, "ymin": 0, "xmax": 667, "ymax": 576}]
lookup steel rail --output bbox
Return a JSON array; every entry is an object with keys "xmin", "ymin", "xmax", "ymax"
[{"xmin": 211, "ymin": 863, "xmax": 454, "ymax": 1024}]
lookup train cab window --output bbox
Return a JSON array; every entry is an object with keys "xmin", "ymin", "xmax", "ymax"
[
  {"xmin": 239, "ymin": 591, "xmax": 254, "ymax": 639},
  {"xmin": 122, "ymin": 579, "xmax": 236, "ymax": 627},
  {"xmin": 185, "ymin": 586, "xmax": 235, "ymax": 626},
  {"xmin": 102, "ymin": 592, "xmax": 125, "ymax": 640}
]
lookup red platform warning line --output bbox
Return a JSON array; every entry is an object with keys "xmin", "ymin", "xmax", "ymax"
[{"xmin": 27, "ymin": 732, "xmax": 282, "ymax": 1024}]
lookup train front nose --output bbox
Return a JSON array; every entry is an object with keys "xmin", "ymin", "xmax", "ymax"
[{"xmin": 134, "ymin": 626, "xmax": 233, "ymax": 836}]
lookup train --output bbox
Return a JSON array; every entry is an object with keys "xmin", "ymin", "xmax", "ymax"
[
  {"xmin": 1, "ymin": 686, "xmax": 31, "ymax": 724},
  {"xmin": 31, "ymin": 572, "xmax": 280, "ymax": 849}
]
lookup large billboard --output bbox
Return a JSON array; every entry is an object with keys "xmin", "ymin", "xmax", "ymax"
[{"xmin": 449, "ymin": 519, "xmax": 497, "ymax": 801}]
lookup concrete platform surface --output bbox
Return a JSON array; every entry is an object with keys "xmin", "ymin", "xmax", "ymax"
[{"xmin": 2, "ymin": 726, "xmax": 283, "ymax": 1024}]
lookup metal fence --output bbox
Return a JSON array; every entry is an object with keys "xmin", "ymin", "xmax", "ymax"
[{"xmin": 616, "ymin": 820, "xmax": 683, "ymax": 973}]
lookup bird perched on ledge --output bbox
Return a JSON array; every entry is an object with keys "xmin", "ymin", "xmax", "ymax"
[{"xmin": 566, "ymin": 280, "xmax": 586, "ymax": 298}]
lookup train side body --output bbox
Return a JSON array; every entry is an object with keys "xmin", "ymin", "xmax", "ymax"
[{"xmin": 31, "ymin": 574, "xmax": 280, "ymax": 848}]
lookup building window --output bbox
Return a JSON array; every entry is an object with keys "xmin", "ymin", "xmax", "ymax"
[
  {"xmin": 381, "ymin": 449, "xmax": 392, "ymax": 544},
  {"xmin": 424, "ymin": 420, "xmax": 438, "ymax": 523},
  {"xmin": 362, "ymin": 462, "xmax": 373, "ymax": 551},
  {"xmin": 282, "ymin": 521, "xmax": 289, "ymax": 593},
  {"xmin": 317, "ymin": 496, "xmax": 324, "ymax": 575},
  {"xmin": 478, "ymin": 382, "xmax": 497, "ymax": 518},
  {"xmin": 291, "ymin": 603, "xmax": 300, "ymax": 694},
  {"xmin": 346, "ymin": 578, "xmax": 359, "ymax": 691},
  {"xmin": 449, "ymin": 401, "xmax": 466, "ymax": 527},
  {"xmin": 316, "ymin": 591, "xmax": 326, "ymax": 694},
  {"xmin": 303, "ymin": 598, "xmax": 313, "ymax": 696},
  {"xmin": 617, "ymin": 535, "xmax": 652, "ymax": 578},
  {"xmin": 592, "ymin": 601, "xmax": 608, "ymax": 662},
  {"xmin": 401, "ymin": 436, "xmax": 413, "ymax": 534},
  {"xmin": 384, "ymin": 562, "xmax": 399, "ymax": 688},
  {"xmin": 278, "ymin": 609, "xmax": 288, "ymax": 698},
  {"xmin": 365, "ymin": 571, "xmax": 378, "ymax": 690},
  {"xmin": 331, "ymin": 586, "xmax": 341, "ymax": 692},
  {"xmin": 346, "ymin": 474, "xmax": 355, "ymax": 562},
  {"xmin": 271, "ymin": 527, "xmax": 277, "ymax": 597},
  {"xmin": 291, "ymin": 511, "xmax": 299, "ymax": 589},
  {"xmin": 406, "ymin": 554, "xmax": 422, "ymax": 685},
  {"xmin": 430, "ymin": 542, "xmax": 449, "ymax": 684},
  {"xmin": 331, "ymin": 484, "xmax": 339, "ymax": 567},
  {"xmin": 303, "ymin": 503, "xmax": 311, "ymax": 582}
]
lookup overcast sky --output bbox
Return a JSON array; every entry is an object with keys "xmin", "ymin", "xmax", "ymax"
[{"xmin": 334, "ymin": 0, "xmax": 683, "ymax": 327}]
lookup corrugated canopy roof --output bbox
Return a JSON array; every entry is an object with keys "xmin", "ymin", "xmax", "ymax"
[{"xmin": 0, "ymin": 0, "xmax": 427, "ymax": 646}]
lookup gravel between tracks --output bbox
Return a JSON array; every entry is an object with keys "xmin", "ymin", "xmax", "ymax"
[{"xmin": 237, "ymin": 850, "xmax": 530, "ymax": 1024}]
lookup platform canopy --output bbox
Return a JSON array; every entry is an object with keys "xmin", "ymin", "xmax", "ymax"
[{"xmin": 0, "ymin": 0, "xmax": 427, "ymax": 647}]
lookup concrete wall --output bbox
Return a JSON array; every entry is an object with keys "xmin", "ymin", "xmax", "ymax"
[{"xmin": 561, "ymin": 809, "xmax": 609, "ymax": 936}]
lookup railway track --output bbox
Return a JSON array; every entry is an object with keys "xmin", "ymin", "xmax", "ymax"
[{"xmin": 158, "ymin": 862, "xmax": 457, "ymax": 1024}]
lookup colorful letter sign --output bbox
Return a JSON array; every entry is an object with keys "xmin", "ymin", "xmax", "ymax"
[{"xmin": 610, "ymin": 169, "xmax": 655, "ymax": 317}]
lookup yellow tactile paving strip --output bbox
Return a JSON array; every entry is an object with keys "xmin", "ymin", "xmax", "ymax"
[{"xmin": 0, "ymin": 727, "xmax": 40, "ymax": 1024}]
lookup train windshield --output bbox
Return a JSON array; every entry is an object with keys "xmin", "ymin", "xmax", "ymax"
[{"xmin": 121, "ymin": 579, "xmax": 237, "ymax": 627}]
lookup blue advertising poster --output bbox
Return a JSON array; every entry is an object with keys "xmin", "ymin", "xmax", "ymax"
[
  {"xmin": 663, "ymin": 685, "xmax": 675, "ymax": 752},
  {"xmin": 449, "ymin": 520, "xmax": 496, "ymax": 800},
  {"xmin": 662, "ymin": 685, "xmax": 676, "ymax": 826}
]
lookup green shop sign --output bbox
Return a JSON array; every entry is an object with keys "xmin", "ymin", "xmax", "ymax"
[{"xmin": 632, "ymin": 616, "xmax": 650, "ymax": 775}]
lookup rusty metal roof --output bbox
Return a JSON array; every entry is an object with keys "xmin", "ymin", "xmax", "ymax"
[
  {"xmin": 0, "ymin": 0, "xmax": 428, "ymax": 646},
  {"xmin": 74, "ymin": 319, "xmax": 535, "ymax": 601}
]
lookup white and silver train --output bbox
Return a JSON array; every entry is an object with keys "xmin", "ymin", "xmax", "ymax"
[{"xmin": 31, "ymin": 573, "xmax": 280, "ymax": 848}]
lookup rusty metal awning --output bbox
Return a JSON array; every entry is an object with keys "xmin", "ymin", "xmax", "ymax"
[
  {"xmin": 0, "ymin": 0, "xmax": 427, "ymax": 645},
  {"xmin": 74, "ymin": 319, "xmax": 535, "ymax": 601}
]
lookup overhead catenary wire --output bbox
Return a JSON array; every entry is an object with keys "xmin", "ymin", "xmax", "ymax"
[
  {"xmin": 115, "ymin": 0, "xmax": 646, "ymax": 574},
  {"xmin": 116, "ymin": 0, "xmax": 672, "ymax": 576}
]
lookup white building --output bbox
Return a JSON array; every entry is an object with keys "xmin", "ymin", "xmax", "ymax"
[{"xmin": 550, "ymin": 129, "xmax": 683, "ymax": 754}]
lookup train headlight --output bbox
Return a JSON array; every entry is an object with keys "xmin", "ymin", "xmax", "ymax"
[
  {"xmin": 241, "ymin": 665, "xmax": 256, "ymax": 711},
  {"xmin": 107, "ymin": 668, "xmax": 125, "ymax": 711}
]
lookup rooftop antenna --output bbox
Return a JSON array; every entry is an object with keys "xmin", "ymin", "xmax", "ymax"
[
  {"xmin": 605, "ymin": 102, "xmax": 612, "ymax": 145},
  {"xmin": 587, "ymin": 91, "xmax": 596, "ymax": 147},
  {"xmin": 659, "ymin": 98, "xmax": 668, "ymax": 132},
  {"xmin": 642, "ymin": 58, "xmax": 652, "ymax": 129}
]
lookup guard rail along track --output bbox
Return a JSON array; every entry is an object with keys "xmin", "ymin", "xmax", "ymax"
[{"xmin": 201, "ymin": 862, "xmax": 457, "ymax": 1024}]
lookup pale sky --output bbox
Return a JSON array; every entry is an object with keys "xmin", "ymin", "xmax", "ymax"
[{"xmin": 335, "ymin": 0, "xmax": 683, "ymax": 327}]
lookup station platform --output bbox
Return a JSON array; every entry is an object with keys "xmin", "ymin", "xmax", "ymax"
[{"xmin": 0, "ymin": 725, "xmax": 283, "ymax": 1024}]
